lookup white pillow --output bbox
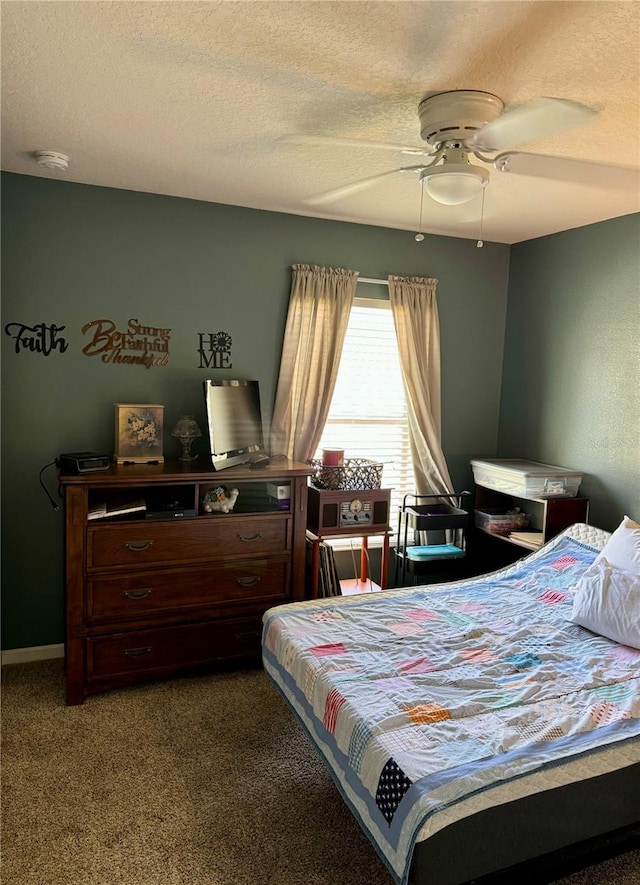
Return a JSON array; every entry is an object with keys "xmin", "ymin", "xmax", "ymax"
[
  {"xmin": 593, "ymin": 515, "xmax": 640, "ymax": 576},
  {"xmin": 570, "ymin": 557, "xmax": 640, "ymax": 649}
]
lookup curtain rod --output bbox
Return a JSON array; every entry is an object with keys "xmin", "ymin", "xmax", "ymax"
[{"xmin": 358, "ymin": 276, "xmax": 389, "ymax": 287}]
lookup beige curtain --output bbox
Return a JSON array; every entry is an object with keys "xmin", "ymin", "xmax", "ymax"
[
  {"xmin": 388, "ymin": 274, "xmax": 454, "ymax": 495},
  {"xmin": 270, "ymin": 264, "xmax": 358, "ymax": 462}
]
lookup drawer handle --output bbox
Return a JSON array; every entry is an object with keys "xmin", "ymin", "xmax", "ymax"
[
  {"xmin": 238, "ymin": 532, "xmax": 262, "ymax": 543},
  {"xmin": 123, "ymin": 646, "xmax": 152, "ymax": 657},
  {"xmin": 236, "ymin": 576, "xmax": 261, "ymax": 587},
  {"xmin": 123, "ymin": 587, "xmax": 153, "ymax": 600},
  {"xmin": 124, "ymin": 540, "xmax": 154, "ymax": 552},
  {"xmin": 233, "ymin": 630, "xmax": 261, "ymax": 642}
]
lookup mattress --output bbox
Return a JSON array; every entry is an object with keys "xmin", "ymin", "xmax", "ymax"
[{"xmin": 262, "ymin": 524, "xmax": 640, "ymax": 885}]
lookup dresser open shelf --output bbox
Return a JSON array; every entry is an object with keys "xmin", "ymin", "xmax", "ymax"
[{"xmin": 60, "ymin": 459, "xmax": 312, "ymax": 705}]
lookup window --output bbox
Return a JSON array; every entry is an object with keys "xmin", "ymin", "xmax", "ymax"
[{"xmin": 314, "ymin": 296, "xmax": 415, "ymax": 523}]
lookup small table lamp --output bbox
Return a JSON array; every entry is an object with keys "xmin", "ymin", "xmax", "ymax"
[{"xmin": 171, "ymin": 415, "xmax": 202, "ymax": 461}]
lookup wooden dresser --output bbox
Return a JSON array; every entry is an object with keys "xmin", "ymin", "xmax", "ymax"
[{"xmin": 60, "ymin": 459, "xmax": 311, "ymax": 704}]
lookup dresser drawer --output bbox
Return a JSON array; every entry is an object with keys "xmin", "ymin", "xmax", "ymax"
[
  {"xmin": 87, "ymin": 515, "xmax": 291, "ymax": 569},
  {"xmin": 87, "ymin": 559, "xmax": 289, "ymax": 623},
  {"xmin": 86, "ymin": 617, "xmax": 263, "ymax": 681}
]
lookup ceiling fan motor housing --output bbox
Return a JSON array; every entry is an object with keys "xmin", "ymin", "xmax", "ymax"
[{"xmin": 418, "ymin": 90, "xmax": 504, "ymax": 146}]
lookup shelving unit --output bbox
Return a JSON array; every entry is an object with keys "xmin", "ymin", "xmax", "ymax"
[
  {"xmin": 59, "ymin": 459, "xmax": 312, "ymax": 705},
  {"xmin": 394, "ymin": 492, "xmax": 471, "ymax": 586},
  {"xmin": 474, "ymin": 484, "xmax": 589, "ymax": 551}
]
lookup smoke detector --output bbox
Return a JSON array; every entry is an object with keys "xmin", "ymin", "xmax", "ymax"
[{"xmin": 35, "ymin": 151, "xmax": 70, "ymax": 172}]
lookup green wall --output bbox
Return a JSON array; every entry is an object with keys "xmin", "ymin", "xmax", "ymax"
[
  {"xmin": 1, "ymin": 172, "xmax": 510, "ymax": 650},
  {"xmin": 498, "ymin": 214, "xmax": 640, "ymax": 531}
]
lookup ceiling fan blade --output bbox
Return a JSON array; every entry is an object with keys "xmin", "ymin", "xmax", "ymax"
[
  {"xmin": 494, "ymin": 151, "xmax": 640, "ymax": 190},
  {"xmin": 280, "ymin": 135, "xmax": 431, "ymax": 156},
  {"xmin": 466, "ymin": 97, "xmax": 597, "ymax": 152},
  {"xmin": 305, "ymin": 165, "xmax": 426, "ymax": 205}
]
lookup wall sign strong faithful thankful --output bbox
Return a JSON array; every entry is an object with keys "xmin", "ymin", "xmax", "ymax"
[{"xmin": 82, "ymin": 318, "xmax": 171, "ymax": 368}]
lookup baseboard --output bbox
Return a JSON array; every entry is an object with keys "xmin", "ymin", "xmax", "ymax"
[{"xmin": 1, "ymin": 643, "xmax": 64, "ymax": 666}]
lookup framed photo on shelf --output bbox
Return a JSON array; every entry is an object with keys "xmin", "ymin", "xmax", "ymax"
[{"xmin": 114, "ymin": 403, "xmax": 164, "ymax": 464}]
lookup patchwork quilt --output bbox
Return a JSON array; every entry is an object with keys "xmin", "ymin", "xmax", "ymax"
[{"xmin": 262, "ymin": 531, "xmax": 640, "ymax": 885}]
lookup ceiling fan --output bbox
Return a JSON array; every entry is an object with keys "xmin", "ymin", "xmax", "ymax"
[{"xmin": 295, "ymin": 90, "xmax": 639, "ymax": 210}]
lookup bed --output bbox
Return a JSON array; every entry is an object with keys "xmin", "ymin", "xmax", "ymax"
[{"xmin": 261, "ymin": 523, "xmax": 640, "ymax": 885}]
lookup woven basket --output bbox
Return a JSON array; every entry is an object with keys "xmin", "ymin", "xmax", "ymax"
[{"xmin": 309, "ymin": 458, "xmax": 383, "ymax": 491}]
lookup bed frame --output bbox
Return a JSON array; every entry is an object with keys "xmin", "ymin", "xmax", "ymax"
[{"xmin": 409, "ymin": 764, "xmax": 640, "ymax": 884}]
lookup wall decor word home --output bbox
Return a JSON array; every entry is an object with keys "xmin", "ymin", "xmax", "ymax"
[
  {"xmin": 4, "ymin": 321, "xmax": 69, "ymax": 356},
  {"xmin": 82, "ymin": 318, "xmax": 171, "ymax": 368},
  {"xmin": 197, "ymin": 331, "xmax": 232, "ymax": 369}
]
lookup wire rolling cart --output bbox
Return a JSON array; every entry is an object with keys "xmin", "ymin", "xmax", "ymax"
[{"xmin": 394, "ymin": 491, "xmax": 472, "ymax": 586}]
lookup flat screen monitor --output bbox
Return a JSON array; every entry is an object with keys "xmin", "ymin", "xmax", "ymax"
[{"xmin": 204, "ymin": 379, "xmax": 265, "ymax": 470}]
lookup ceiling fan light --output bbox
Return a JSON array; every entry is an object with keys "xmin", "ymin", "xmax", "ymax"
[{"xmin": 422, "ymin": 164, "xmax": 488, "ymax": 205}]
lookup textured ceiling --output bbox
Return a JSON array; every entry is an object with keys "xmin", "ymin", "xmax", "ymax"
[{"xmin": 2, "ymin": 1, "xmax": 639, "ymax": 244}]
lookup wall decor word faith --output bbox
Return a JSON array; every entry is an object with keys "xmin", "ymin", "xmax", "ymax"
[
  {"xmin": 197, "ymin": 331, "xmax": 232, "ymax": 369},
  {"xmin": 82, "ymin": 318, "xmax": 171, "ymax": 368},
  {"xmin": 4, "ymin": 321, "xmax": 69, "ymax": 356}
]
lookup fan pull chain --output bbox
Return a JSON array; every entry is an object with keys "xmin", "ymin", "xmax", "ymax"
[
  {"xmin": 415, "ymin": 179, "xmax": 426, "ymax": 242},
  {"xmin": 477, "ymin": 184, "xmax": 486, "ymax": 248}
]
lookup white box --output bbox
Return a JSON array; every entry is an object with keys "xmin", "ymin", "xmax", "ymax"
[
  {"xmin": 471, "ymin": 459, "xmax": 583, "ymax": 499},
  {"xmin": 266, "ymin": 482, "xmax": 291, "ymax": 500}
]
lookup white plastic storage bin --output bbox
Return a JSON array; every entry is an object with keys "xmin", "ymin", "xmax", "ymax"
[{"xmin": 471, "ymin": 459, "xmax": 583, "ymax": 499}]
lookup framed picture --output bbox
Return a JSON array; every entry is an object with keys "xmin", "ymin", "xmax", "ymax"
[{"xmin": 114, "ymin": 403, "xmax": 164, "ymax": 464}]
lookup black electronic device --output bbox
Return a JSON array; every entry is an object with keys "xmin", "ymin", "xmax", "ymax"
[
  {"xmin": 58, "ymin": 452, "xmax": 111, "ymax": 474},
  {"xmin": 145, "ymin": 506, "xmax": 197, "ymax": 520},
  {"xmin": 248, "ymin": 455, "xmax": 271, "ymax": 469},
  {"xmin": 144, "ymin": 489, "xmax": 196, "ymax": 520}
]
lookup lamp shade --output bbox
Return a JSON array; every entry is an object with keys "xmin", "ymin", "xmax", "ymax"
[
  {"xmin": 171, "ymin": 415, "xmax": 202, "ymax": 441},
  {"xmin": 171, "ymin": 415, "xmax": 202, "ymax": 461},
  {"xmin": 421, "ymin": 163, "xmax": 489, "ymax": 205}
]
